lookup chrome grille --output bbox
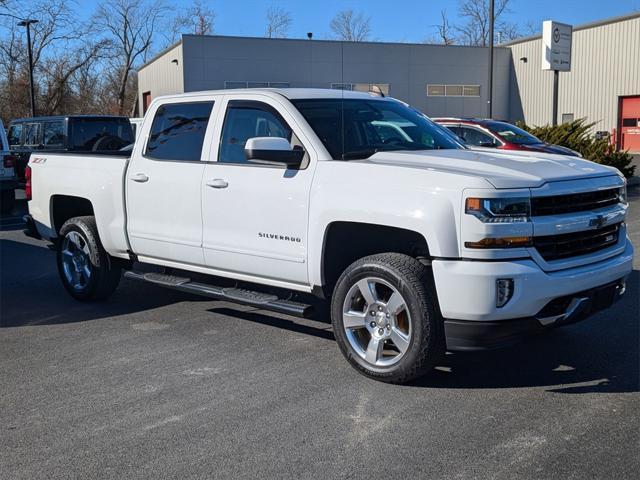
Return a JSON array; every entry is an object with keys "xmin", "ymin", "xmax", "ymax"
[
  {"xmin": 531, "ymin": 188, "xmax": 620, "ymax": 216},
  {"xmin": 533, "ymin": 223, "xmax": 621, "ymax": 261}
]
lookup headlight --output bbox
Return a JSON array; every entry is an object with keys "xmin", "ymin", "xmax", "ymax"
[
  {"xmin": 618, "ymin": 184, "xmax": 628, "ymax": 205},
  {"xmin": 465, "ymin": 197, "xmax": 531, "ymax": 223}
]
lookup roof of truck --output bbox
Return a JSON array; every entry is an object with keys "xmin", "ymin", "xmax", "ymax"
[{"xmin": 156, "ymin": 88, "xmax": 389, "ymax": 102}]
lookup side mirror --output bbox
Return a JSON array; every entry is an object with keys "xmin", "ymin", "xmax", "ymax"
[
  {"xmin": 244, "ymin": 137, "xmax": 305, "ymax": 168},
  {"xmin": 478, "ymin": 141, "xmax": 498, "ymax": 148}
]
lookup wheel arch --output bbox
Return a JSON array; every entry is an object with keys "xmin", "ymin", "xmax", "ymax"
[
  {"xmin": 316, "ymin": 221, "xmax": 431, "ymax": 298},
  {"xmin": 50, "ymin": 195, "xmax": 95, "ymax": 236}
]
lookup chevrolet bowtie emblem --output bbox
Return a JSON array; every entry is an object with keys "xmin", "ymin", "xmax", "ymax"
[{"xmin": 589, "ymin": 215, "xmax": 607, "ymax": 229}]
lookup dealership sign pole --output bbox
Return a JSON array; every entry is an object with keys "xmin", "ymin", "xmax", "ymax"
[
  {"xmin": 542, "ymin": 21, "xmax": 572, "ymax": 126},
  {"xmin": 487, "ymin": 0, "xmax": 495, "ymax": 118}
]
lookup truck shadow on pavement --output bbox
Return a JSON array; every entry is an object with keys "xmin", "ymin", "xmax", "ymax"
[
  {"xmin": 3, "ymin": 237, "xmax": 638, "ymax": 394},
  {"xmin": 0, "ymin": 238, "xmax": 205, "ymax": 328},
  {"xmin": 213, "ymin": 271, "xmax": 639, "ymax": 395}
]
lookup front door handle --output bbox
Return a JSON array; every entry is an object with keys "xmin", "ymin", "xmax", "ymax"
[
  {"xmin": 206, "ymin": 178, "xmax": 229, "ymax": 189},
  {"xmin": 130, "ymin": 173, "xmax": 149, "ymax": 183}
]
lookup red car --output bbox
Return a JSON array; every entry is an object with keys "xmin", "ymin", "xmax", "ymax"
[{"xmin": 433, "ymin": 117, "xmax": 582, "ymax": 157}]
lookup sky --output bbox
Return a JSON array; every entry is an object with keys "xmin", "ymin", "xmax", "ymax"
[{"xmin": 74, "ymin": 0, "xmax": 640, "ymax": 44}]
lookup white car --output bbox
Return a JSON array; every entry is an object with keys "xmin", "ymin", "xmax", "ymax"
[
  {"xmin": 0, "ymin": 119, "xmax": 17, "ymax": 214},
  {"xmin": 24, "ymin": 89, "xmax": 633, "ymax": 383}
]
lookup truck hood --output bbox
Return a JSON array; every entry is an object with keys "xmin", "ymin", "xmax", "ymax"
[{"xmin": 365, "ymin": 148, "xmax": 618, "ymax": 189}]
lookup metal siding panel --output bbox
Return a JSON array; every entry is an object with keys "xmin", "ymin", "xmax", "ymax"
[
  {"xmin": 137, "ymin": 43, "xmax": 184, "ymax": 111},
  {"xmin": 509, "ymin": 16, "xmax": 639, "ymax": 132}
]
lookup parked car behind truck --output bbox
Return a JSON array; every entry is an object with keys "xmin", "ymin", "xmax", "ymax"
[
  {"xmin": 24, "ymin": 89, "xmax": 633, "ymax": 383},
  {"xmin": 8, "ymin": 115, "xmax": 134, "ymax": 184},
  {"xmin": 434, "ymin": 117, "xmax": 582, "ymax": 156},
  {"xmin": 0, "ymin": 120, "xmax": 18, "ymax": 214}
]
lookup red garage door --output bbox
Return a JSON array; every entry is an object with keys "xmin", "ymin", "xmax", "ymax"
[{"xmin": 619, "ymin": 96, "xmax": 640, "ymax": 153}]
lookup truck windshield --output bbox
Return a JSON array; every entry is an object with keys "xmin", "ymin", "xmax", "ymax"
[{"xmin": 292, "ymin": 98, "xmax": 463, "ymax": 160}]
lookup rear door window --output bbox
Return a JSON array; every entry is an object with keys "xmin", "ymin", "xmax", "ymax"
[
  {"xmin": 43, "ymin": 121, "xmax": 64, "ymax": 147},
  {"xmin": 145, "ymin": 102, "xmax": 214, "ymax": 161},
  {"xmin": 8, "ymin": 124, "xmax": 22, "ymax": 148},
  {"xmin": 24, "ymin": 123, "xmax": 41, "ymax": 146}
]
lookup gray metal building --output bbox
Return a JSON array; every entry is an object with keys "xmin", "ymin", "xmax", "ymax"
[
  {"xmin": 138, "ymin": 13, "xmax": 639, "ymax": 151},
  {"xmin": 506, "ymin": 13, "xmax": 639, "ymax": 151},
  {"xmin": 138, "ymin": 35, "xmax": 512, "ymax": 120}
]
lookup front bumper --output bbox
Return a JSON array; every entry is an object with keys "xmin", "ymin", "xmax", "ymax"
[
  {"xmin": 444, "ymin": 279, "xmax": 626, "ymax": 350},
  {"xmin": 432, "ymin": 239, "xmax": 634, "ymax": 350},
  {"xmin": 432, "ymin": 239, "xmax": 633, "ymax": 321}
]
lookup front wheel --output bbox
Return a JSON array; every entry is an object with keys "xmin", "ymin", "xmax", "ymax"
[
  {"xmin": 331, "ymin": 253, "xmax": 445, "ymax": 383},
  {"xmin": 57, "ymin": 216, "xmax": 121, "ymax": 301}
]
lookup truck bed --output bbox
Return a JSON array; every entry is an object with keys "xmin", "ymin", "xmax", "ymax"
[{"xmin": 28, "ymin": 152, "xmax": 131, "ymax": 258}]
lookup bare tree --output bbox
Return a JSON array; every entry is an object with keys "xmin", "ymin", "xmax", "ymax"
[
  {"xmin": 95, "ymin": 0, "xmax": 165, "ymax": 115},
  {"xmin": 330, "ymin": 10, "xmax": 371, "ymax": 42},
  {"xmin": 435, "ymin": 10, "xmax": 456, "ymax": 45},
  {"xmin": 170, "ymin": 0, "xmax": 215, "ymax": 42},
  {"xmin": 456, "ymin": 0, "xmax": 518, "ymax": 46},
  {"xmin": 265, "ymin": 5, "xmax": 292, "ymax": 39},
  {"xmin": 39, "ymin": 41, "xmax": 108, "ymax": 114},
  {"xmin": 0, "ymin": 0, "xmax": 107, "ymax": 121}
]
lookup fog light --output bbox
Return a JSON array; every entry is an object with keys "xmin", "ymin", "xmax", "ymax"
[{"xmin": 496, "ymin": 279, "xmax": 514, "ymax": 308}]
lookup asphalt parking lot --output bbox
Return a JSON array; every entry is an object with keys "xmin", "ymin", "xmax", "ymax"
[{"xmin": 1, "ymin": 189, "xmax": 639, "ymax": 480}]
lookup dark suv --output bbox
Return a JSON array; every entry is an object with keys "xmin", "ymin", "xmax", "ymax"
[
  {"xmin": 433, "ymin": 118, "xmax": 581, "ymax": 157},
  {"xmin": 7, "ymin": 115, "xmax": 134, "ymax": 184}
]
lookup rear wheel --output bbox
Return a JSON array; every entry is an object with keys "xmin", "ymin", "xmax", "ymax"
[
  {"xmin": 57, "ymin": 216, "xmax": 121, "ymax": 301},
  {"xmin": 331, "ymin": 253, "xmax": 444, "ymax": 383},
  {"xmin": 1, "ymin": 189, "xmax": 15, "ymax": 214}
]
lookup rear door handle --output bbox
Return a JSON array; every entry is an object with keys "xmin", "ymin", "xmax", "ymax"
[
  {"xmin": 130, "ymin": 173, "xmax": 149, "ymax": 183},
  {"xmin": 206, "ymin": 178, "xmax": 228, "ymax": 189}
]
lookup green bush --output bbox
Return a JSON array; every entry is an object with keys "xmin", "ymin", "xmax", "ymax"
[{"xmin": 516, "ymin": 119, "xmax": 636, "ymax": 179}]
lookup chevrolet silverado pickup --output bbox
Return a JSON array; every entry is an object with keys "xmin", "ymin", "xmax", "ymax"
[{"xmin": 24, "ymin": 89, "xmax": 633, "ymax": 383}]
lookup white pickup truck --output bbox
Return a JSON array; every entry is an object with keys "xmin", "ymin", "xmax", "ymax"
[{"xmin": 25, "ymin": 89, "xmax": 633, "ymax": 383}]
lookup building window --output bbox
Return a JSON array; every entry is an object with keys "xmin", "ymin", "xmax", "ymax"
[
  {"xmin": 561, "ymin": 113, "xmax": 575, "ymax": 124},
  {"xmin": 463, "ymin": 85, "xmax": 481, "ymax": 97},
  {"xmin": 427, "ymin": 85, "xmax": 446, "ymax": 96},
  {"xmin": 445, "ymin": 85, "xmax": 463, "ymax": 96},
  {"xmin": 427, "ymin": 84, "xmax": 480, "ymax": 97},
  {"xmin": 224, "ymin": 81, "xmax": 291, "ymax": 89},
  {"xmin": 331, "ymin": 83, "xmax": 390, "ymax": 95}
]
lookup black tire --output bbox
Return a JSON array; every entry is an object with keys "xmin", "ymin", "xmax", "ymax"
[
  {"xmin": 331, "ymin": 253, "xmax": 445, "ymax": 384},
  {"xmin": 56, "ymin": 216, "xmax": 121, "ymax": 301},
  {"xmin": 1, "ymin": 189, "xmax": 15, "ymax": 214}
]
